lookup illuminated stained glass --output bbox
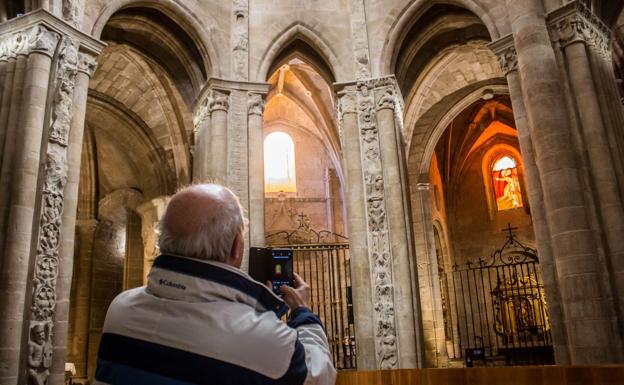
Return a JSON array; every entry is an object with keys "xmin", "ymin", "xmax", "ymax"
[
  {"xmin": 264, "ymin": 131, "xmax": 297, "ymax": 193},
  {"xmin": 492, "ymin": 156, "xmax": 523, "ymax": 211}
]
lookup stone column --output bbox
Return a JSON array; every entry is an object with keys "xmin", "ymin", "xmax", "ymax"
[
  {"xmin": 336, "ymin": 89, "xmax": 375, "ymax": 368},
  {"xmin": 136, "ymin": 197, "xmax": 169, "ymax": 282},
  {"xmin": 191, "ymin": 101, "xmax": 211, "ymax": 182},
  {"xmin": 506, "ymin": 0, "xmax": 622, "ymax": 362},
  {"xmin": 193, "ymin": 79, "xmax": 270, "ymax": 270},
  {"xmin": 84, "ymin": 189, "xmax": 141, "ymax": 381},
  {"xmin": 375, "ymin": 80, "xmax": 418, "ymax": 367},
  {"xmin": 210, "ymin": 91, "xmax": 230, "ymax": 183},
  {"xmin": 247, "ymin": 92, "xmax": 267, "ymax": 248},
  {"xmin": 0, "ymin": 11, "xmax": 103, "ymax": 384},
  {"xmin": 489, "ymin": 35, "xmax": 570, "ymax": 363},
  {"xmin": 124, "ymin": 210, "xmax": 144, "ymax": 290},
  {"xmin": 49, "ymin": 51, "xmax": 98, "ymax": 385},
  {"xmin": 0, "ymin": 24, "xmax": 59, "ymax": 385},
  {"xmin": 66, "ymin": 219, "xmax": 97, "ymax": 381},
  {"xmin": 335, "ymin": 77, "xmax": 419, "ymax": 369},
  {"xmin": 549, "ymin": 2, "xmax": 624, "ymax": 345}
]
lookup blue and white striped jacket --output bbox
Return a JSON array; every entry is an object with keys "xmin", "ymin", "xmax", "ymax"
[{"xmin": 94, "ymin": 254, "xmax": 337, "ymax": 385}]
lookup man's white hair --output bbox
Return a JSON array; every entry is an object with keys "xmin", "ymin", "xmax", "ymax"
[{"xmin": 157, "ymin": 184, "xmax": 246, "ymax": 262}]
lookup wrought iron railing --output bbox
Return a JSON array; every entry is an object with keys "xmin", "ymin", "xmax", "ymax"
[
  {"xmin": 443, "ymin": 226, "xmax": 554, "ymax": 366},
  {"xmin": 271, "ymin": 242, "xmax": 356, "ymax": 370}
]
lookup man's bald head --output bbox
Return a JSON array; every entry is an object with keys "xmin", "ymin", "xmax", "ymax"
[{"xmin": 157, "ymin": 184, "xmax": 245, "ymax": 262}]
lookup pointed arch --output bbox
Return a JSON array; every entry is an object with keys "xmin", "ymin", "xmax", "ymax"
[
  {"xmin": 256, "ymin": 23, "xmax": 342, "ymax": 82},
  {"xmin": 378, "ymin": 0, "xmax": 502, "ymax": 77},
  {"xmin": 90, "ymin": 0, "xmax": 222, "ymax": 79}
]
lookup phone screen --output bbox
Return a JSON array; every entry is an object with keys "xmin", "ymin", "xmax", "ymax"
[{"xmin": 270, "ymin": 248, "xmax": 293, "ymax": 296}]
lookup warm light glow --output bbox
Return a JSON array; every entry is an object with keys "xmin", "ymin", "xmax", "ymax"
[
  {"xmin": 264, "ymin": 132, "xmax": 296, "ymax": 193},
  {"xmin": 492, "ymin": 155, "xmax": 523, "ymax": 211},
  {"xmin": 493, "ymin": 156, "xmax": 516, "ymax": 171}
]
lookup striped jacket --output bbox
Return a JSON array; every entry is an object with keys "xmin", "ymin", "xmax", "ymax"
[{"xmin": 94, "ymin": 254, "xmax": 337, "ymax": 385}]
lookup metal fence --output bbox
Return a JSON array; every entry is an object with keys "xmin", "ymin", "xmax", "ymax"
[
  {"xmin": 443, "ymin": 228, "xmax": 554, "ymax": 366},
  {"xmin": 289, "ymin": 243, "xmax": 356, "ymax": 370}
]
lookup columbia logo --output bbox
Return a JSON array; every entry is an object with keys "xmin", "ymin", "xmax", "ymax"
[{"xmin": 159, "ymin": 279, "xmax": 187, "ymax": 290}]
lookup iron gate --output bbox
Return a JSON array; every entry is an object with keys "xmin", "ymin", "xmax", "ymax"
[
  {"xmin": 443, "ymin": 227, "xmax": 554, "ymax": 366},
  {"xmin": 288, "ymin": 243, "xmax": 356, "ymax": 370}
]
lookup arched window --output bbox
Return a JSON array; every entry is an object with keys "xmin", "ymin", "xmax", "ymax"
[
  {"xmin": 264, "ymin": 132, "xmax": 297, "ymax": 193},
  {"xmin": 491, "ymin": 155, "xmax": 523, "ymax": 211}
]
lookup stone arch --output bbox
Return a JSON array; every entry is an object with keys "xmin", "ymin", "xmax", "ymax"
[
  {"xmin": 377, "ymin": 0, "xmax": 502, "ymax": 76},
  {"xmin": 86, "ymin": 91, "xmax": 176, "ymax": 198},
  {"xmin": 90, "ymin": 0, "xmax": 222, "ymax": 79},
  {"xmin": 408, "ymin": 82, "xmax": 509, "ymax": 178},
  {"xmin": 256, "ymin": 22, "xmax": 343, "ymax": 82}
]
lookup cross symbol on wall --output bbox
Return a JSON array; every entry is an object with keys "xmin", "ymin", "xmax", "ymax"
[{"xmin": 501, "ymin": 223, "xmax": 518, "ymax": 241}]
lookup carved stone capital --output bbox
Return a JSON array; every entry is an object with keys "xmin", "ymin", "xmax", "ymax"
[
  {"xmin": 77, "ymin": 52, "xmax": 98, "ymax": 77},
  {"xmin": 488, "ymin": 35, "xmax": 518, "ymax": 75},
  {"xmin": 0, "ymin": 25, "xmax": 60, "ymax": 60},
  {"xmin": 247, "ymin": 92, "xmax": 265, "ymax": 116},
  {"xmin": 548, "ymin": 0, "xmax": 611, "ymax": 56},
  {"xmin": 209, "ymin": 90, "xmax": 230, "ymax": 112},
  {"xmin": 193, "ymin": 99, "xmax": 210, "ymax": 132},
  {"xmin": 337, "ymin": 92, "xmax": 357, "ymax": 115}
]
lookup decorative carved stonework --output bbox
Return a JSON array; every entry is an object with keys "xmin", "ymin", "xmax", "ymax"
[
  {"xmin": 336, "ymin": 92, "xmax": 356, "ymax": 146},
  {"xmin": 209, "ymin": 89, "xmax": 230, "ymax": 112},
  {"xmin": 0, "ymin": 25, "xmax": 60, "ymax": 60},
  {"xmin": 349, "ymin": 0, "xmax": 372, "ymax": 79},
  {"xmin": 548, "ymin": 0, "xmax": 611, "ymax": 56},
  {"xmin": 77, "ymin": 52, "xmax": 97, "ymax": 76},
  {"xmin": 232, "ymin": 0, "xmax": 249, "ymax": 80},
  {"xmin": 27, "ymin": 36, "xmax": 79, "ymax": 385},
  {"xmin": 193, "ymin": 97, "xmax": 210, "ymax": 135},
  {"xmin": 354, "ymin": 78, "xmax": 401, "ymax": 369},
  {"xmin": 498, "ymin": 46, "xmax": 518, "ymax": 75},
  {"xmin": 247, "ymin": 92, "xmax": 265, "ymax": 116},
  {"xmin": 488, "ymin": 35, "xmax": 518, "ymax": 76},
  {"xmin": 62, "ymin": 0, "xmax": 84, "ymax": 28}
]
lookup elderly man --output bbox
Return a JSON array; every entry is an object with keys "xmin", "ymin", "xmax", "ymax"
[{"xmin": 94, "ymin": 184, "xmax": 336, "ymax": 385}]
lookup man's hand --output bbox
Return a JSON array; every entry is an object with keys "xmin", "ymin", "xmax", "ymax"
[{"xmin": 280, "ymin": 273, "xmax": 310, "ymax": 310}]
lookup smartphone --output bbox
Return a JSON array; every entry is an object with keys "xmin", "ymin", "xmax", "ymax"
[
  {"xmin": 269, "ymin": 248, "xmax": 293, "ymax": 296},
  {"xmin": 248, "ymin": 247, "xmax": 293, "ymax": 296}
]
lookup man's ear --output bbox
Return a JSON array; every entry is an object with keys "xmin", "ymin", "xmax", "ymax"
[{"xmin": 227, "ymin": 230, "xmax": 244, "ymax": 268}]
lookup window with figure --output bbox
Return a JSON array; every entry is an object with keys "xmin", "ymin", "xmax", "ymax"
[
  {"xmin": 264, "ymin": 131, "xmax": 297, "ymax": 193},
  {"xmin": 491, "ymin": 155, "xmax": 523, "ymax": 211}
]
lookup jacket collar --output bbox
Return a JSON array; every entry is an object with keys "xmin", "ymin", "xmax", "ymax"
[{"xmin": 147, "ymin": 254, "xmax": 288, "ymax": 317}]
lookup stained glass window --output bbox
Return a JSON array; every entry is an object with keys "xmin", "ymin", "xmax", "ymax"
[
  {"xmin": 264, "ymin": 132, "xmax": 297, "ymax": 193},
  {"xmin": 491, "ymin": 156, "xmax": 523, "ymax": 211}
]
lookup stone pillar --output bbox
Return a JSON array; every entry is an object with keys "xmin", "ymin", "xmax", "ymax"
[
  {"xmin": 247, "ymin": 92, "xmax": 267, "ymax": 248},
  {"xmin": 0, "ymin": 11, "xmax": 103, "ymax": 385},
  {"xmin": 136, "ymin": 197, "xmax": 169, "ymax": 282},
  {"xmin": 335, "ymin": 89, "xmax": 375, "ymax": 368},
  {"xmin": 49, "ymin": 51, "xmax": 98, "ymax": 385},
  {"xmin": 191, "ymin": 104, "xmax": 211, "ymax": 183},
  {"xmin": 407, "ymin": 180, "xmax": 445, "ymax": 367},
  {"xmin": 0, "ymin": 22, "xmax": 59, "ymax": 385},
  {"xmin": 84, "ymin": 189, "xmax": 141, "ymax": 381},
  {"xmin": 124, "ymin": 210, "xmax": 144, "ymax": 290},
  {"xmin": 85, "ymin": 219, "xmax": 125, "ymax": 381},
  {"xmin": 66, "ymin": 219, "xmax": 97, "ymax": 381},
  {"xmin": 193, "ymin": 79, "xmax": 270, "ymax": 270},
  {"xmin": 549, "ymin": 2, "xmax": 624, "ymax": 347},
  {"xmin": 335, "ymin": 76, "xmax": 419, "ymax": 369},
  {"xmin": 506, "ymin": 0, "xmax": 622, "ymax": 362},
  {"xmin": 489, "ymin": 35, "xmax": 570, "ymax": 363},
  {"xmin": 209, "ymin": 90, "xmax": 230, "ymax": 183}
]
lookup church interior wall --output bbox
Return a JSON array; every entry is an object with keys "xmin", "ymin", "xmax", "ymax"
[{"xmin": 1, "ymin": 1, "xmax": 624, "ymax": 383}]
